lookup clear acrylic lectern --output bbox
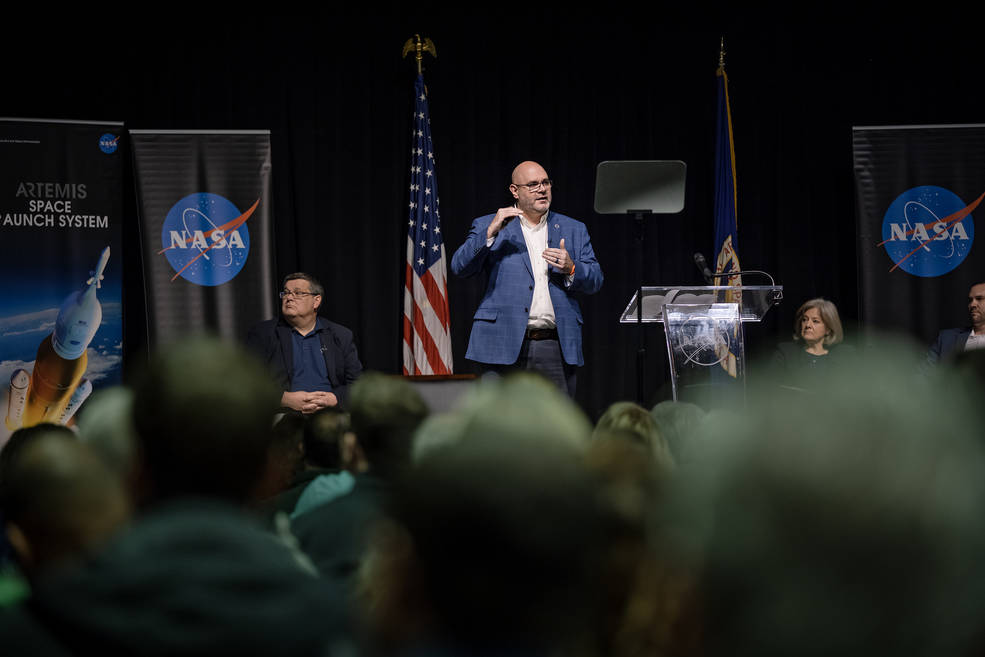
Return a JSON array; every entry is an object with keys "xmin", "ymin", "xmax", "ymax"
[{"xmin": 620, "ymin": 285, "xmax": 783, "ymax": 405}]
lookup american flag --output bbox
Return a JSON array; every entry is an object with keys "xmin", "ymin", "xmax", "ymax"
[{"xmin": 403, "ymin": 73, "xmax": 453, "ymax": 375}]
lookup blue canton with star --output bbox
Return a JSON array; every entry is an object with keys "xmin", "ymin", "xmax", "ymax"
[{"xmin": 408, "ymin": 74, "xmax": 443, "ymax": 276}]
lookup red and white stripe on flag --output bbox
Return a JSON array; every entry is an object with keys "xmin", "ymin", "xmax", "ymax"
[{"xmin": 403, "ymin": 238, "xmax": 452, "ymax": 375}]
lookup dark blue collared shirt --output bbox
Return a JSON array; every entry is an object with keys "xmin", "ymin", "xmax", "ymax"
[{"xmin": 290, "ymin": 318, "xmax": 333, "ymax": 393}]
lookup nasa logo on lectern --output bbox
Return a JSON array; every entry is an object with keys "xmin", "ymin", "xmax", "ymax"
[
  {"xmin": 159, "ymin": 193, "xmax": 257, "ymax": 286},
  {"xmin": 880, "ymin": 185, "xmax": 981, "ymax": 277}
]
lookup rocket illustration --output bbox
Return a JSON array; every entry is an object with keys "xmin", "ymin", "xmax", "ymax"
[
  {"xmin": 4, "ymin": 369, "xmax": 29, "ymax": 431},
  {"xmin": 19, "ymin": 247, "xmax": 110, "ymax": 428},
  {"xmin": 59, "ymin": 378, "xmax": 93, "ymax": 425}
]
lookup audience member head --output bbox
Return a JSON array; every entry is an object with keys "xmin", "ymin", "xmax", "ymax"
[
  {"xmin": 411, "ymin": 412, "xmax": 468, "ymax": 463},
  {"xmin": 365, "ymin": 374, "xmax": 603, "ymax": 653},
  {"xmin": 594, "ymin": 401, "xmax": 675, "ymax": 470},
  {"xmin": 303, "ymin": 406, "xmax": 350, "ymax": 470},
  {"xmin": 366, "ymin": 432, "xmax": 610, "ymax": 654},
  {"xmin": 443, "ymin": 372, "xmax": 593, "ymax": 453},
  {"xmin": 1, "ymin": 425, "xmax": 129, "ymax": 578},
  {"xmin": 585, "ymin": 432, "xmax": 665, "ymax": 527},
  {"xmin": 792, "ymin": 297, "xmax": 843, "ymax": 346},
  {"xmin": 252, "ymin": 413, "xmax": 306, "ymax": 502},
  {"xmin": 650, "ymin": 400, "xmax": 706, "ymax": 463},
  {"xmin": 346, "ymin": 372, "xmax": 428, "ymax": 478},
  {"xmin": 583, "ymin": 433, "xmax": 692, "ymax": 657},
  {"xmin": 1, "ymin": 423, "xmax": 75, "ymax": 491},
  {"xmin": 130, "ymin": 335, "xmax": 281, "ymax": 506},
  {"xmin": 664, "ymin": 340, "xmax": 985, "ymax": 656}
]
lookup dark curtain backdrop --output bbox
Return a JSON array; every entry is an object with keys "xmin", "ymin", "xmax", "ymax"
[{"xmin": 7, "ymin": 10, "xmax": 978, "ymax": 419}]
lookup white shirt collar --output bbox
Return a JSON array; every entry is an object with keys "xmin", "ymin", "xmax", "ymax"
[{"xmin": 519, "ymin": 210, "xmax": 549, "ymax": 230}]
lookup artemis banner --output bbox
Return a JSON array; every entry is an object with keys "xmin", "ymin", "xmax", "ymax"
[
  {"xmin": 131, "ymin": 130, "xmax": 276, "ymax": 348},
  {"xmin": 0, "ymin": 118, "xmax": 124, "ymax": 444},
  {"xmin": 854, "ymin": 124, "xmax": 985, "ymax": 346}
]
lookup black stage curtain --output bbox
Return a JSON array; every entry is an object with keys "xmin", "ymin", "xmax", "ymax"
[{"xmin": 7, "ymin": 10, "xmax": 979, "ymax": 419}]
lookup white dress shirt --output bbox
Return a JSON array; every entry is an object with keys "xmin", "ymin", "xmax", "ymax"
[
  {"xmin": 519, "ymin": 213, "xmax": 555, "ymax": 329},
  {"xmin": 965, "ymin": 330, "xmax": 985, "ymax": 352}
]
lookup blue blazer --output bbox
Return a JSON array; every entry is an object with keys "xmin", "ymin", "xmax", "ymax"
[
  {"xmin": 927, "ymin": 327, "xmax": 971, "ymax": 366},
  {"xmin": 451, "ymin": 211, "xmax": 603, "ymax": 366}
]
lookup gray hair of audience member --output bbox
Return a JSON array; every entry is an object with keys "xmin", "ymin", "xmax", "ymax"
[
  {"xmin": 76, "ymin": 386, "xmax": 137, "ymax": 478},
  {"xmin": 131, "ymin": 335, "xmax": 282, "ymax": 505},
  {"xmin": 594, "ymin": 401, "xmax": 675, "ymax": 469},
  {"xmin": 348, "ymin": 372, "xmax": 428, "ymax": 477},
  {"xmin": 411, "ymin": 412, "xmax": 469, "ymax": 463},
  {"xmin": 413, "ymin": 373, "xmax": 592, "ymax": 459},
  {"xmin": 791, "ymin": 297, "xmax": 844, "ymax": 346},
  {"xmin": 662, "ymin": 340, "xmax": 985, "ymax": 656},
  {"xmin": 1, "ymin": 427, "xmax": 130, "ymax": 576},
  {"xmin": 650, "ymin": 400, "xmax": 706, "ymax": 463},
  {"xmin": 373, "ymin": 432, "xmax": 610, "ymax": 652},
  {"xmin": 282, "ymin": 272, "xmax": 324, "ymax": 297},
  {"xmin": 302, "ymin": 407, "xmax": 350, "ymax": 469}
]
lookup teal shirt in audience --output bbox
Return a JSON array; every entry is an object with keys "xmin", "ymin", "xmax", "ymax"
[{"xmin": 290, "ymin": 471, "xmax": 356, "ymax": 519}]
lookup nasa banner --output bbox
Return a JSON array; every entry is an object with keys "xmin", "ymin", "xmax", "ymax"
[
  {"xmin": 0, "ymin": 118, "xmax": 124, "ymax": 443},
  {"xmin": 131, "ymin": 130, "xmax": 276, "ymax": 348},
  {"xmin": 854, "ymin": 124, "xmax": 985, "ymax": 345}
]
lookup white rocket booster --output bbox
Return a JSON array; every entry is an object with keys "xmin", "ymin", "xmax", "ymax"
[
  {"xmin": 59, "ymin": 378, "xmax": 93, "ymax": 425},
  {"xmin": 4, "ymin": 369, "xmax": 30, "ymax": 431},
  {"xmin": 22, "ymin": 247, "xmax": 110, "ymax": 427}
]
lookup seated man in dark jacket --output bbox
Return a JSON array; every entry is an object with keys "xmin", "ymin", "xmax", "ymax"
[
  {"xmin": 926, "ymin": 281, "xmax": 985, "ymax": 367},
  {"xmin": 246, "ymin": 272, "xmax": 362, "ymax": 412}
]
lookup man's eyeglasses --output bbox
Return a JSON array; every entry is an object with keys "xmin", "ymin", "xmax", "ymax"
[
  {"xmin": 280, "ymin": 290, "xmax": 317, "ymax": 299},
  {"xmin": 514, "ymin": 179, "xmax": 553, "ymax": 191}
]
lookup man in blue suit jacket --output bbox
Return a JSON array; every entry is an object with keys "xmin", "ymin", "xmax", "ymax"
[
  {"xmin": 926, "ymin": 281, "xmax": 985, "ymax": 366},
  {"xmin": 451, "ymin": 161, "xmax": 603, "ymax": 396}
]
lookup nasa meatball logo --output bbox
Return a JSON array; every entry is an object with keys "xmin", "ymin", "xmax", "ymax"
[
  {"xmin": 879, "ymin": 185, "xmax": 982, "ymax": 277},
  {"xmin": 98, "ymin": 134, "xmax": 119, "ymax": 154},
  {"xmin": 159, "ymin": 193, "xmax": 259, "ymax": 286}
]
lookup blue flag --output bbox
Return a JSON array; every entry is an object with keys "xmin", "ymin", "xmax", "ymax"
[
  {"xmin": 714, "ymin": 64, "xmax": 741, "ymax": 377},
  {"xmin": 714, "ymin": 65, "xmax": 741, "ymax": 284}
]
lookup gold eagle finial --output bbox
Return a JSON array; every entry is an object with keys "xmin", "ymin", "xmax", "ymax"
[{"xmin": 402, "ymin": 34, "xmax": 437, "ymax": 75}]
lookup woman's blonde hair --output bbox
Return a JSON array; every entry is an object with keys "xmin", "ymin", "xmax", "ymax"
[{"xmin": 793, "ymin": 298, "xmax": 843, "ymax": 346}]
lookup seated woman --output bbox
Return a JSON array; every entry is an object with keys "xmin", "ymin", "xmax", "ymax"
[{"xmin": 772, "ymin": 298, "xmax": 853, "ymax": 384}]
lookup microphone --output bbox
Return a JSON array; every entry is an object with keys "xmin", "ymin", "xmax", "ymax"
[{"xmin": 693, "ymin": 252, "xmax": 714, "ymax": 284}]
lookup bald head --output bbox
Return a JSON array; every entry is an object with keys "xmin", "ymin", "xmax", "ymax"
[
  {"xmin": 510, "ymin": 161, "xmax": 552, "ymax": 219},
  {"xmin": 511, "ymin": 161, "xmax": 547, "ymax": 184}
]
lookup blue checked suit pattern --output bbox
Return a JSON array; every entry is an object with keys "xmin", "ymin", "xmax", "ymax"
[{"xmin": 451, "ymin": 211, "xmax": 603, "ymax": 367}]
